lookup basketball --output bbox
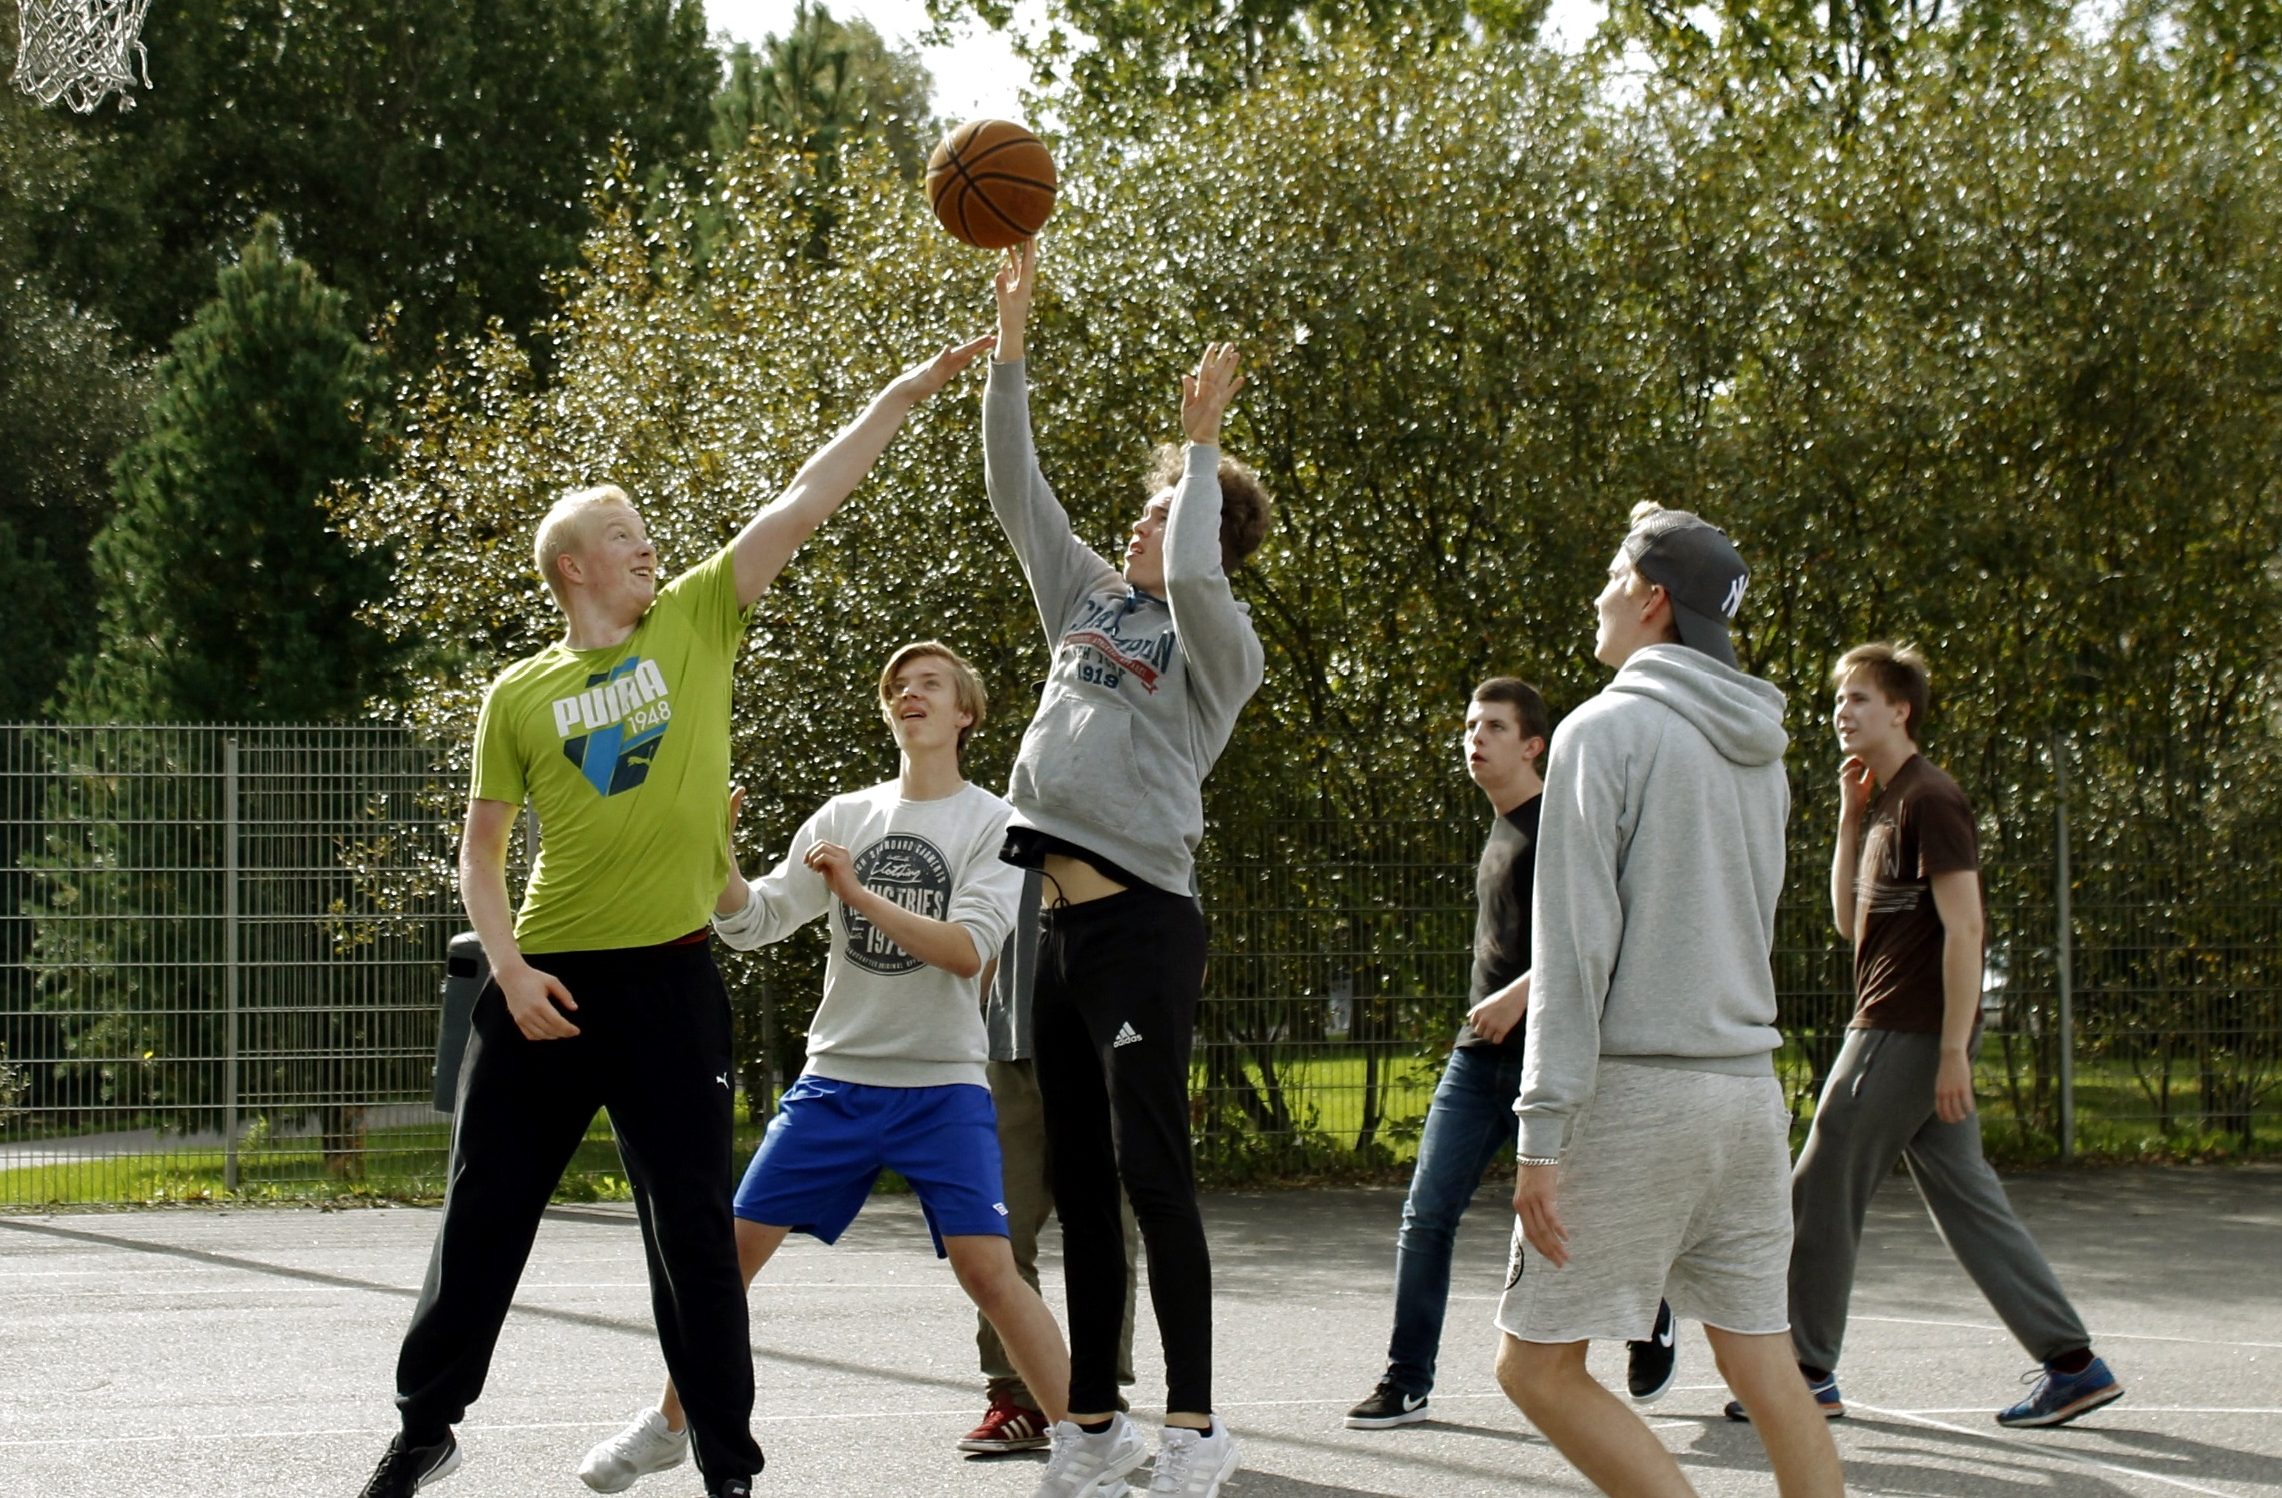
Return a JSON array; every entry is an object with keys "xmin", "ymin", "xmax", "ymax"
[{"xmin": 925, "ymin": 120, "xmax": 1057, "ymax": 249}]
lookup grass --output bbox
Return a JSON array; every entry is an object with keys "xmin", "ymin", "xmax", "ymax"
[{"xmin": 2, "ymin": 1041, "xmax": 2273, "ymax": 1207}]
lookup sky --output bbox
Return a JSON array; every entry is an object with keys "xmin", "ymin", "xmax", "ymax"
[{"xmin": 702, "ymin": 0, "xmax": 1609, "ymax": 122}]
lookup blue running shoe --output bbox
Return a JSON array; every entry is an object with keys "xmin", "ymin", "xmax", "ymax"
[
  {"xmin": 1996, "ymin": 1357, "xmax": 2124, "ymax": 1428},
  {"xmin": 1724, "ymin": 1370, "xmax": 1844, "ymax": 1423}
]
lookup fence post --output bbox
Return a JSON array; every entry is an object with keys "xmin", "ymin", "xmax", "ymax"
[
  {"xmin": 223, "ymin": 735, "xmax": 241, "ymax": 1193},
  {"xmin": 2053, "ymin": 733, "xmax": 2075, "ymax": 1162}
]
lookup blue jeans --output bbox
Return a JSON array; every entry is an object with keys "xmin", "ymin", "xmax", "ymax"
[{"xmin": 1385, "ymin": 1041, "xmax": 1525, "ymax": 1395}]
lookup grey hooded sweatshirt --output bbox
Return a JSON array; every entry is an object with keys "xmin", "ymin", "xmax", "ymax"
[
  {"xmin": 1515, "ymin": 643, "xmax": 1791, "ymax": 1161},
  {"xmin": 983, "ymin": 358, "xmax": 1265, "ymax": 895}
]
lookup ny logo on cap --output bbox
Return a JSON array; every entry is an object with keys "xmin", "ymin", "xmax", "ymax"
[{"xmin": 1720, "ymin": 574, "xmax": 1748, "ymax": 619}]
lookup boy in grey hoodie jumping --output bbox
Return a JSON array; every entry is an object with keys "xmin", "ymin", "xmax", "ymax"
[
  {"xmin": 984, "ymin": 240, "xmax": 1273, "ymax": 1498},
  {"xmin": 1494, "ymin": 504, "xmax": 1846, "ymax": 1498}
]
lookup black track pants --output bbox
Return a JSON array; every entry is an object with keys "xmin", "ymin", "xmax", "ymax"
[
  {"xmin": 1034, "ymin": 886, "xmax": 1214, "ymax": 1416},
  {"xmin": 393, "ymin": 939, "xmax": 764, "ymax": 1483}
]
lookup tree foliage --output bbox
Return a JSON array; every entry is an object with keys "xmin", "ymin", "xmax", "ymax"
[
  {"xmin": 65, "ymin": 217, "xmax": 399, "ymax": 724},
  {"xmin": 714, "ymin": 5, "xmax": 937, "ymax": 180},
  {"xmin": 344, "ymin": 17, "xmax": 2282, "ymax": 1156},
  {"xmin": 16, "ymin": 0, "xmax": 718, "ymax": 361},
  {"xmin": 930, "ymin": 0, "xmax": 1547, "ymax": 103}
]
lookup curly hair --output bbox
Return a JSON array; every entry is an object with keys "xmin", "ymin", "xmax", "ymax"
[{"xmin": 1147, "ymin": 444, "xmax": 1274, "ymax": 573}]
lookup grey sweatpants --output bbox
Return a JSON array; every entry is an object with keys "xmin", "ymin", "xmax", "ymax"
[{"xmin": 1788, "ymin": 1027, "xmax": 2091, "ymax": 1372}]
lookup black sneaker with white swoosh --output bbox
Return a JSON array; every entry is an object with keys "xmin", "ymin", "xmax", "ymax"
[
  {"xmin": 1344, "ymin": 1379, "xmax": 1431, "ymax": 1429},
  {"xmin": 1626, "ymin": 1299, "xmax": 1679, "ymax": 1403}
]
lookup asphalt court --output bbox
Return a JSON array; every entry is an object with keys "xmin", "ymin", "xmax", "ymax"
[{"xmin": 2, "ymin": 1166, "xmax": 2275, "ymax": 1496}]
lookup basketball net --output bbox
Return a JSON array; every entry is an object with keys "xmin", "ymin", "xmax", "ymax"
[{"xmin": 14, "ymin": 0, "xmax": 152, "ymax": 113}]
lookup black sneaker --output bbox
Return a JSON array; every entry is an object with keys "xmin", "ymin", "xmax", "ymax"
[
  {"xmin": 1626, "ymin": 1300, "xmax": 1678, "ymax": 1404},
  {"xmin": 1343, "ymin": 1379, "xmax": 1431, "ymax": 1429},
  {"xmin": 358, "ymin": 1432, "xmax": 461, "ymax": 1498},
  {"xmin": 706, "ymin": 1480, "xmax": 753, "ymax": 1498}
]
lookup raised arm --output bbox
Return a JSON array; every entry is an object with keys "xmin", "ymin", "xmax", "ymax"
[
  {"xmin": 731, "ymin": 335, "xmax": 994, "ymax": 608},
  {"xmin": 985, "ymin": 243, "xmax": 1122, "ymax": 636},
  {"xmin": 1163, "ymin": 343, "xmax": 1265, "ymax": 711},
  {"xmin": 1830, "ymin": 755, "xmax": 1873, "ymax": 940}
]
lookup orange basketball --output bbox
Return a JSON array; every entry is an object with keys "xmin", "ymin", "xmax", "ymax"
[{"xmin": 925, "ymin": 120, "xmax": 1058, "ymax": 249}]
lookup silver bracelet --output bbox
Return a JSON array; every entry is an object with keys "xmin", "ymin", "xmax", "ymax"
[{"xmin": 1518, "ymin": 1155, "xmax": 1561, "ymax": 1168}]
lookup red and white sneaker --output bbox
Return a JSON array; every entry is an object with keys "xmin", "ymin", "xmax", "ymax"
[{"xmin": 959, "ymin": 1394, "xmax": 1052, "ymax": 1453}]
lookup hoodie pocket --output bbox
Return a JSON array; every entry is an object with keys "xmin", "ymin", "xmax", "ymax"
[{"xmin": 1012, "ymin": 689, "xmax": 1143, "ymax": 822}]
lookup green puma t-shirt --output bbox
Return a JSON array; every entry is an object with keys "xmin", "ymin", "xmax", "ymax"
[{"xmin": 471, "ymin": 546, "xmax": 749, "ymax": 954}]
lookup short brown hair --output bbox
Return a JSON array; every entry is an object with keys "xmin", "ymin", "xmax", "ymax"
[
  {"xmin": 878, "ymin": 640, "xmax": 988, "ymax": 752},
  {"xmin": 1147, "ymin": 444, "xmax": 1275, "ymax": 572},
  {"xmin": 1832, "ymin": 642, "xmax": 1931, "ymax": 740},
  {"xmin": 1472, "ymin": 676, "xmax": 1553, "ymax": 748}
]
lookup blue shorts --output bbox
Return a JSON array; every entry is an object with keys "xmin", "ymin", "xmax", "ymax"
[{"xmin": 732, "ymin": 1075, "xmax": 1009, "ymax": 1256}]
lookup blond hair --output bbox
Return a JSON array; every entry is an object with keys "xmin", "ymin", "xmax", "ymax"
[
  {"xmin": 533, "ymin": 484, "xmax": 635, "ymax": 606},
  {"xmin": 878, "ymin": 640, "xmax": 988, "ymax": 752}
]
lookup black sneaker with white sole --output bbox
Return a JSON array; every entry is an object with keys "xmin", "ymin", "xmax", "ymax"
[
  {"xmin": 358, "ymin": 1432, "xmax": 461, "ymax": 1498},
  {"xmin": 1344, "ymin": 1379, "xmax": 1431, "ymax": 1429},
  {"xmin": 1626, "ymin": 1299, "xmax": 1679, "ymax": 1404}
]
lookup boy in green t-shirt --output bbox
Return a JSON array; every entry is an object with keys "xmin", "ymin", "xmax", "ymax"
[{"xmin": 356, "ymin": 334, "xmax": 994, "ymax": 1498}]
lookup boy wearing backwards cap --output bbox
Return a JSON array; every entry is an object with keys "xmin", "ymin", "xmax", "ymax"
[{"xmin": 1494, "ymin": 504, "xmax": 1846, "ymax": 1498}]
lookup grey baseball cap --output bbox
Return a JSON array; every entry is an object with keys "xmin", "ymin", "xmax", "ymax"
[{"xmin": 1621, "ymin": 508, "xmax": 1748, "ymax": 668}]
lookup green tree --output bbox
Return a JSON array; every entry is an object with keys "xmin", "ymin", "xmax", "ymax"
[
  {"xmin": 0, "ymin": 55, "xmax": 148, "ymax": 721},
  {"xmin": 65, "ymin": 217, "xmax": 398, "ymax": 724},
  {"xmin": 714, "ymin": 5, "xmax": 937, "ymax": 179},
  {"xmin": 345, "ymin": 24, "xmax": 2282, "ymax": 1167},
  {"xmin": 15, "ymin": 0, "xmax": 718, "ymax": 361},
  {"xmin": 931, "ymin": 0, "xmax": 1545, "ymax": 104}
]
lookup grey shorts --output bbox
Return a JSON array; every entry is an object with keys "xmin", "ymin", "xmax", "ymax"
[{"xmin": 1496, "ymin": 1060, "xmax": 1793, "ymax": 1343}]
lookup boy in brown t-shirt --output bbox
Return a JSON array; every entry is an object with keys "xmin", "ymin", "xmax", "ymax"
[{"xmin": 1729, "ymin": 643, "xmax": 2123, "ymax": 1430}]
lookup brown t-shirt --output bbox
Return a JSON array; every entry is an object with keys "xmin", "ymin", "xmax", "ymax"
[{"xmin": 1850, "ymin": 755, "xmax": 1980, "ymax": 1033}]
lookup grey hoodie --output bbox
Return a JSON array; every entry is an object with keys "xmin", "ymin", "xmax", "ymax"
[
  {"xmin": 983, "ymin": 358, "xmax": 1265, "ymax": 895},
  {"xmin": 1515, "ymin": 644, "xmax": 1791, "ymax": 1161}
]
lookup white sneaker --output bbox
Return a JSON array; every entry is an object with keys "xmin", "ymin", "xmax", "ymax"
[
  {"xmin": 1033, "ymin": 1413, "xmax": 1149, "ymax": 1497},
  {"xmin": 576, "ymin": 1408, "xmax": 688, "ymax": 1493},
  {"xmin": 1145, "ymin": 1422, "xmax": 1239, "ymax": 1496}
]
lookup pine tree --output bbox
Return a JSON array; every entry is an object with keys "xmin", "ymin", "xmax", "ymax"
[{"xmin": 69, "ymin": 217, "xmax": 397, "ymax": 724}]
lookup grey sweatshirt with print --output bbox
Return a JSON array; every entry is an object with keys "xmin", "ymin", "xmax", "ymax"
[
  {"xmin": 982, "ymin": 357, "xmax": 1265, "ymax": 896},
  {"xmin": 1515, "ymin": 644, "xmax": 1792, "ymax": 1161}
]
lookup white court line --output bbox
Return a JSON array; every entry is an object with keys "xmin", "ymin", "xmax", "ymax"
[
  {"xmin": 1843, "ymin": 1402, "xmax": 2245, "ymax": 1498},
  {"xmin": 1852, "ymin": 1313, "xmax": 2282, "ymax": 1352},
  {"xmin": 1891, "ymin": 1406, "xmax": 2282, "ymax": 1418}
]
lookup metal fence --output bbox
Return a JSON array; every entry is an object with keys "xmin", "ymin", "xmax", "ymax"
[{"xmin": 2, "ymin": 724, "xmax": 2276, "ymax": 1208}]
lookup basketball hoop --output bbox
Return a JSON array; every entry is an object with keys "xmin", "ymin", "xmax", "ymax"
[{"xmin": 14, "ymin": 0, "xmax": 152, "ymax": 113}]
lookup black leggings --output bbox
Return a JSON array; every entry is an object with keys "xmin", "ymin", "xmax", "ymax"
[
  {"xmin": 393, "ymin": 940, "xmax": 764, "ymax": 1482},
  {"xmin": 1034, "ymin": 885, "xmax": 1214, "ymax": 1415}
]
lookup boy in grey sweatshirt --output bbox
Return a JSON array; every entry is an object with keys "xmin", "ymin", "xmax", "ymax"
[
  {"xmin": 1494, "ymin": 505, "xmax": 1846, "ymax": 1498},
  {"xmin": 985, "ymin": 241, "xmax": 1272, "ymax": 1498}
]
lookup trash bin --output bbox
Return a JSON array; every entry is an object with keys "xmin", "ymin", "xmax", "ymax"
[{"xmin": 435, "ymin": 931, "xmax": 489, "ymax": 1113}]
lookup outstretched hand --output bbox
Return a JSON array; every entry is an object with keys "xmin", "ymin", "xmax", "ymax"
[
  {"xmin": 1181, "ymin": 342, "xmax": 1245, "ymax": 445},
  {"xmin": 994, "ymin": 240, "xmax": 1038, "ymax": 361},
  {"xmin": 893, "ymin": 333, "xmax": 997, "ymax": 407}
]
